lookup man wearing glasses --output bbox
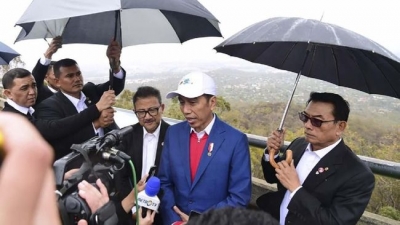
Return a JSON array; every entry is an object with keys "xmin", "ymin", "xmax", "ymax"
[
  {"xmin": 115, "ymin": 86, "xmax": 169, "ymax": 225},
  {"xmin": 257, "ymin": 92, "xmax": 375, "ymax": 225}
]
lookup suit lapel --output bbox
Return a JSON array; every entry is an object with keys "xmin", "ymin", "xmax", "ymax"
[
  {"xmin": 292, "ymin": 142, "xmax": 307, "ymax": 168},
  {"xmin": 302, "ymin": 141, "xmax": 344, "ymax": 190},
  {"xmin": 154, "ymin": 120, "xmax": 169, "ymax": 174},
  {"xmin": 180, "ymin": 123, "xmax": 192, "ymax": 187},
  {"xmin": 191, "ymin": 117, "xmax": 225, "ymax": 190},
  {"xmin": 56, "ymin": 92, "xmax": 79, "ymax": 115},
  {"xmin": 132, "ymin": 125, "xmax": 144, "ymax": 179}
]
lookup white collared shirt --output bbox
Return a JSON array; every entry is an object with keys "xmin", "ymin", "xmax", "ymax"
[
  {"xmin": 62, "ymin": 91, "xmax": 104, "ymax": 136},
  {"xmin": 6, "ymin": 99, "xmax": 35, "ymax": 116},
  {"xmin": 47, "ymin": 85, "xmax": 57, "ymax": 93},
  {"xmin": 189, "ymin": 114, "xmax": 216, "ymax": 140},
  {"xmin": 141, "ymin": 123, "xmax": 162, "ymax": 178},
  {"xmin": 279, "ymin": 138, "xmax": 342, "ymax": 225}
]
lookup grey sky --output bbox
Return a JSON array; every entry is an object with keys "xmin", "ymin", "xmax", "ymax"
[{"xmin": 1, "ymin": 0, "xmax": 399, "ymax": 72}]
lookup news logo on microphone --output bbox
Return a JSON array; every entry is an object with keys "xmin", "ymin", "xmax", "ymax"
[{"xmin": 137, "ymin": 176, "xmax": 161, "ymax": 212}]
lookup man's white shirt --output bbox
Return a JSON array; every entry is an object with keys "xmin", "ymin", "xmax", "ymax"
[
  {"xmin": 141, "ymin": 123, "xmax": 161, "ymax": 178},
  {"xmin": 62, "ymin": 92, "xmax": 104, "ymax": 136},
  {"xmin": 6, "ymin": 99, "xmax": 35, "ymax": 116}
]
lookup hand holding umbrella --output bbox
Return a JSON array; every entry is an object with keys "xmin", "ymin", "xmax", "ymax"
[
  {"xmin": 106, "ymin": 40, "xmax": 122, "ymax": 90},
  {"xmin": 44, "ymin": 36, "xmax": 62, "ymax": 59},
  {"xmin": 267, "ymin": 129, "xmax": 292, "ymax": 169}
]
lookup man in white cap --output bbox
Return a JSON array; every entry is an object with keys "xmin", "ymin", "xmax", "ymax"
[{"xmin": 158, "ymin": 72, "xmax": 252, "ymax": 225}]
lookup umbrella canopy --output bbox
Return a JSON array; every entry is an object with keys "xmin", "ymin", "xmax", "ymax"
[
  {"xmin": 215, "ymin": 17, "xmax": 400, "ymax": 100},
  {"xmin": 215, "ymin": 16, "xmax": 400, "ymax": 168},
  {"xmin": 15, "ymin": 0, "xmax": 222, "ymax": 47},
  {"xmin": 0, "ymin": 41, "xmax": 20, "ymax": 65}
]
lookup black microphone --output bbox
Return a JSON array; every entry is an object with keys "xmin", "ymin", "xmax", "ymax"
[{"xmin": 99, "ymin": 126, "xmax": 133, "ymax": 149}]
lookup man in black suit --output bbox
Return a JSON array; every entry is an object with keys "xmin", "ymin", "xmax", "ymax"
[
  {"xmin": 256, "ymin": 92, "xmax": 375, "ymax": 225},
  {"xmin": 2, "ymin": 68, "xmax": 37, "ymax": 119},
  {"xmin": 115, "ymin": 86, "xmax": 170, "ymax": 225},
  {"xmin": 2, "ymin": 68, "xmax": 106, "ymax": 142},
  {"xmin": 32, "ymin": 36, "xmax": 62, "ymax": 106},
  {"xmin": 35, "ymin": 54, "xmax": 126, "ymax": 160}
]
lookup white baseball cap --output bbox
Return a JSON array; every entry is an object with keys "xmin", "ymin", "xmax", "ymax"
[{"xmin": 166, "ymin": 72, "xmax": 217, "ymax": 99}]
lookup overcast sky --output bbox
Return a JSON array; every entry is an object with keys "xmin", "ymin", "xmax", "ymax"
[{"xmin": 1, "ymin": 0, "xmax": 400, "ymax": 72}]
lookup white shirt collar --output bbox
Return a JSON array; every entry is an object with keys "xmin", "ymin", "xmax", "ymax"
[
  {"xmin": 305, "ymin": 138, "xmax": 342, "ymax": 159},
  {"xmin": 47, "ymin": 85, "xmax": 58, "ymax": 93},
  {"xmin": 62, "ymin": 91, "xmax": 86, "ymax": 108},
  {"xmin": 190, "ymin": 114, "xmax": 216, "ymax": 135},
  {"xmin": 143, "ymin": 122, "xmax": 162, "ymax": 139},
  {"xmin": 6, "ymin": 98, "xmax": 35, "ymax": 115}
]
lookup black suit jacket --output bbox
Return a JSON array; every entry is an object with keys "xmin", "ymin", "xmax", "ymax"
[
  {"xmin": 114, "ymin": 120, "xmax": 170, "ymax": 225},
  {"xmin": 257, "ymin": 138, "xmax": 375, "ymax": 225},
  {"xmin": 32, "ymin": 59, "xmax": 54, "ymax": 106},
  {"xmin": 35, "ymin": 75, "xmax": 125, "ymax": 160},
  {"xmin": 2, "ymin": 102, "xmax": 34, "ymax": 119},
  {"xmin": 2, "ymin": 102, "xmax": 101, "ymax": 142}
]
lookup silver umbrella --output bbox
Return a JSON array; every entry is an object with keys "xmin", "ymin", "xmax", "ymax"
[{"xmin": 15, "ymin": 0, "xmax": 222, "ymax": 47}]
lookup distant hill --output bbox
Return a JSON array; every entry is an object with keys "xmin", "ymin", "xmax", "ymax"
[{"xmin": 85, "ymin": 60, "xmax": 400, "ymax": 127}]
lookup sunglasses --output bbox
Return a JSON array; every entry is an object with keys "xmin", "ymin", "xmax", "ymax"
[{"xmin": 298, "ymin": 112, "xmax": 336, "ymax": 127}]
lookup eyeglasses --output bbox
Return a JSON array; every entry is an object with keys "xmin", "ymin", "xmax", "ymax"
[
  {"xmin": 298, "ymin": 111, "xmax": 336, "ymax": 127},
  {"xmin": 134, "ymin": 106, "xmax": 160, "ymax": 118}
]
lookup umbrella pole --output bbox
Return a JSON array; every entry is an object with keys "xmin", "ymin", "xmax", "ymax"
[
  {"xmin": 278, "ymin": 72, "xmax": 301, "ymax": 131},
  {"xmin": 109, "ymin": 10, "xmax": 121, "ymax": 90},
  {"xmin": 278, "ymin": 44, "xmax": 313, "ymax": 131}
]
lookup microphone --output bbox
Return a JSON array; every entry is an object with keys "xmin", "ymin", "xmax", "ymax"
[
  {"xmin": 136, "ymin": 176, "xmax": 161, "ymax": 217},
  {"xmin": 99, "ymin": 126, "xmax": 133, "ymax": 149}
]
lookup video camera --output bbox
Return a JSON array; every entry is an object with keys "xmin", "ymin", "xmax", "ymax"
[{"xmin": 54, "ymin": 126, "xmax": 133, "ymax": 225}]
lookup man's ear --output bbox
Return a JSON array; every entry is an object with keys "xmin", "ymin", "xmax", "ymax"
[
  {"xmin": 55, "ymin": 77, "xmax": 61, "ymax": 88},
  {"xmin": 3, "ymin": 89, "xmax": 12, "ymax": 99},
  {"xmin": 336, "ymin": 121, "xmax": 347, "ymax": 136},
  {"xmin": 160, "ymin": 103, "xmax": 165, "ymax": 112},
  {"xmin": 209, "ymin": 96, "xmax": 217, "ymax": 111}
]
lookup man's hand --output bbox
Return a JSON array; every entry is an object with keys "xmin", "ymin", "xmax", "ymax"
[
  {"xmin": 173, "ymin": 206, "xmax": 189, "ymax": 223},
  {"xmin": 267, "ymin": 129, "xmax": 285, "ymax": 155},
  {"xmin": 96, "ymin": 90, "xmax": 116, "ymax": 112},
  {"xmin": 106, "ymin": 40, "xmax": 122, "ymax": 73},
  {"xmin": 122, "ymin": 175, "xmax": 148, "ymax": 213},
  {"xmin": 44, "ymin": 36, "xmax": 62, "ymax": 59},
  {"xmin": 93, "ymin": 108, "xmax": 115, "ymax": 129},
  {"xmin": 275, "ymin": 160, "xmax": 301, "ymax": 192},
  {"xmin": 78, "ymin": 179, "xmax": 109, "ymax": 213},
  {"xmin": 138, "ymin": 207, "xmax": 156, "ymax": 225},
  {"xmin": 0, "ymin": 113, "xmax": 60, "ymax": 225},
  {"xmin": 64, "ymin": 168, "xmax": 80, "ymax": 180}
]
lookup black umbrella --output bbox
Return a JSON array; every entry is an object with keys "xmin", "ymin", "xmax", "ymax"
[
  {"xmin": 0, "ymin": 41, "xmax": 20, "ymax": 65},
  {"xmin": 215, "ymin": 17, "xmax": 400, "ymax": 131}
]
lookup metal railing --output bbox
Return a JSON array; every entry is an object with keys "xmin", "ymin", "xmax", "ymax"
[
  {"xmin": 245, "ymin": 132, "xmax": 400, "ymax": 179},
  {"xmin": 164, "ymin": 118, "xmax": 400, "ymax": 179},
  {"xmin": 0, "ymin": 95, "xmax": 399, "ymax": 179}
]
